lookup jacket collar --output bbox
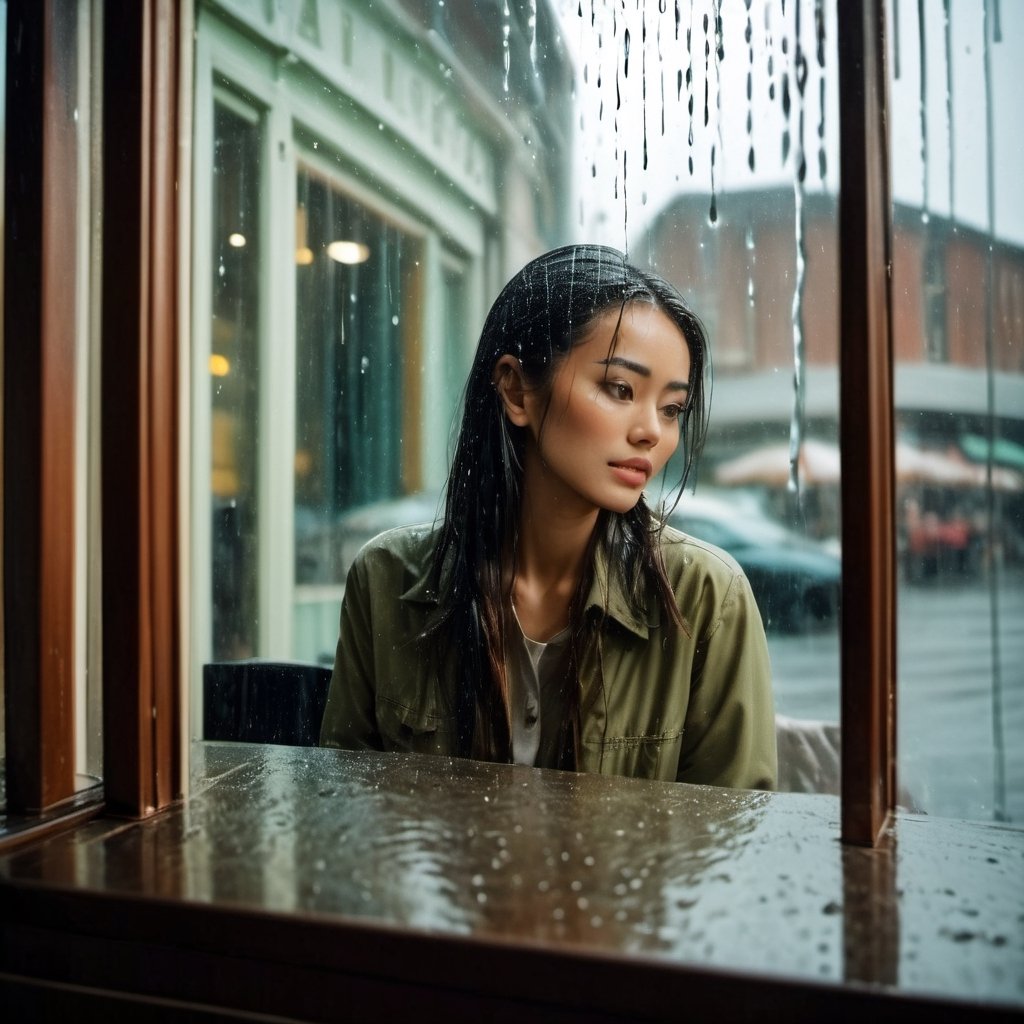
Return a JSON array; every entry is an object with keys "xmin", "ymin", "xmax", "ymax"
[{"xmin": 584, "ymin": 540, "xmax": 655, "ymax": 639}]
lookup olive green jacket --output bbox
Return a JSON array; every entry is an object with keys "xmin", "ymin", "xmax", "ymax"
[{"xmin": 320, "ymin": 523, "xmax": 777, "ymax": 790}]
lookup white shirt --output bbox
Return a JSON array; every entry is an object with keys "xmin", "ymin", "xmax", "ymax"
[{"xmin": 507, "ymin": 607, "xmax": 570, "ymax": 767}]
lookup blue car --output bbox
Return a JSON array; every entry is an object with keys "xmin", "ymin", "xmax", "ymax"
[{"xmin": 667, "ymin": 495, "xmax": 841, "ymax": 633}]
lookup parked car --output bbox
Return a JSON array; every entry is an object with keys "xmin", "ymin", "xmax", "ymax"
[
  {"xmin": 311, "ymin": 491, "xmax": 443, "ymax": 585},
  {"xmin": 324, "ymin": 489, "xmax": 840, "ymax": 634},
  {"xmin": 666, "ymin": 493, "xmax": 841, "ymax": 633}
]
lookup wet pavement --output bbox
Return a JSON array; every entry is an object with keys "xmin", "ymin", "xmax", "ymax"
[{"xmin": 769, "ymin": 567, "xmax": 1024, "ymax": 823}]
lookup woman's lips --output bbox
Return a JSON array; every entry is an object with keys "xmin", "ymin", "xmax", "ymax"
[{"xmin": 609, "ymin": 458, "xmax": 653, "ymax": 486}]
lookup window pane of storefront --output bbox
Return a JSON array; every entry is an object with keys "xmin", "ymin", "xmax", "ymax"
[
  {"xmin": 294, "ymin": 170, "xmax": 422, "ymax": 585},
  {"xmin": 292, "ymin": 171, "xmax": 435, "ymax": 661},
  {"xmin": 890, "ymin": 0, "xmax": 1023, "ymax": 822},
  {"xmin": 193, "ymin": 0, "xmax": 846, "ymax": 786},
  {"xmin": 209, "ymin": 100, "xmax": 262, "ymax": 661}
]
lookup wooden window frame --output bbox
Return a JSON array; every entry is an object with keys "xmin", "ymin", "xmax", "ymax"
[
  {"xmin": 3, "ymin": 0, "xmax": 183, "ymax": 829},
  {"xmin": 837, "ymin": 0, "xmax": 897, "ymax": 846},
  {"xmin": 3, "ymin": 0, "xmax": 892, "ymax": 837},
  {"xmin": 98, "ymin": 0, "xmax": 183, "ymax": 818}
]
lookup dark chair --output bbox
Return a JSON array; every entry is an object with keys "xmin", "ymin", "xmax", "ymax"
[{"xmin": 203, "ymin": 660, "xmax": 332, "ymax": 746}]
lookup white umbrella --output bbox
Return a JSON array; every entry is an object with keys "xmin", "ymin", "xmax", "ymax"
[
  {"xmin": 715, "ymin": 440, "xmax": 1022, "ymax": 491},
  {"xmin": 895, "ymin": 442, "xmax": 1023, "ymax": 491},
  {"xmin": 714, "ymin": 439, "xmax": 841, "ymax": 487}
]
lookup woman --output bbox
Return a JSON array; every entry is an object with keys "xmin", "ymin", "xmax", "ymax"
[{"xmin": 320, "ymin": 244, "xmax": 776, "ymax": 789}]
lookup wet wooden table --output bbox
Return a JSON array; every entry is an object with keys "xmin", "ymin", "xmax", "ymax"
[{"xmin": 2, "ymin": 742, "xmax": 1022, "ymax": 1021}]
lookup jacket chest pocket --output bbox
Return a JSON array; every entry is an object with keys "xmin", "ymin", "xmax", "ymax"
[{"xmin": 581, "ymin": 729, "xmax": 684, "ymax": 781}]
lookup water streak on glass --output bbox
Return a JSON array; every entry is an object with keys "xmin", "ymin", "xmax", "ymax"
[
  {"xmin": 528, "ymin": 0, "xmax": 539, "ymax": 75},
  {"xmin": 745, "ymin": 0, "xmax": 755, "ymax": 172},
  {"xmin": 657, "ymin": 3, "xmax": 665, "ymax": 140},
  {"xmin": 981, "ymin": 0, "xmax": 1007, "ymax": 823},
  {"xmin": 745, "ymin": 225, "xmax": 756, "ymax": 308},
  {"xmin": 815, "ymin": 0, "xmax": 827, "ymax": 180},
  {"xmin": 702, "ymin": 11, "xmax": 710, "ymax": 130},
  {"xmin": 685, "ymin": 5, "xmax": 694, "ymax": 173},
  {"xmin": 642, "ymin": 6, "xmax": 649, "ymax": 173},
  {"xmin": 942, "ymin": 0, "xmax": 954, "ymax": 211},
  {"xmin": 917, "ymin": 0, "xmax": 930, "ymax": 222},
  {"xmin": 781, "ymin": 13, "xmax": 791, "ymax": 164},
  {"xmin": 709, "ymin": 0, "xmax": 724, "ymax": 224},
  {"xmin": 502, "ymin": 0, "xmax": 512, "ymax": 93},
  {"xmin": 788, "ymin": 0, "xmax": 809, "ymax": 492}
]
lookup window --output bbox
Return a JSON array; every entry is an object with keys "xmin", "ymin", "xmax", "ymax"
[
  {"xmin": 186, "ymin": 0, "xmax": 1022, "ymax": 828},
  {"xmin": 5, "ymin": 1, "xmax": 1024, "ymax": 1019},
  {"xmin": 293, "ymin": 169, "xmax": 423, "ymax": 577},
  {"xmin": 2, "ymin": 2, "xmax": 1015, "ymax": 839},
  {"xmin": 889, "ymin": 0, "xmax": 1024, "ymax": 822},
  {"xmin": 191, "ymin": 0, "xmax": 848, "ymax": 786},
  {"xmin": 209, "ymin": 97, "xmax": 262, "ymax": 661}
]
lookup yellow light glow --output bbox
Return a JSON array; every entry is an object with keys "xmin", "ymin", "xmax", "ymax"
[
  {"xmin": 295, "ymin": 247, "xmax": 315, "ymax": 266},
  {"xmin": 209, "ymin": 353, "xmax": 231, "ymax": 377},
  {"xmin": 228, "ymin": 232, "xmax": 247, "ymax": 248},
  {"xmin": 326, "ymin": 240, "xmax": 371, "ymax": 265}
]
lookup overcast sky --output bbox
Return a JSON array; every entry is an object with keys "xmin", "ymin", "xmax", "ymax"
[{"xmin": 552, "ymin": 0, "xmax": 1023, "ymax": 249}]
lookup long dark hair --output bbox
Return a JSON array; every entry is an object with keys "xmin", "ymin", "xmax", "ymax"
[{"xmin": 429, "ymin": 244, "xmax": 709, "ymax": 764}]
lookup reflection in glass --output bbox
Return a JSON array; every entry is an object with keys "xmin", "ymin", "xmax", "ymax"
[
  {"xmin": 210, "ymin": 101, "xmax": 262, "ymax": 660},
  {"xmin": 294, "ymin": 170, "xmax": 422, "ymax": 586}
]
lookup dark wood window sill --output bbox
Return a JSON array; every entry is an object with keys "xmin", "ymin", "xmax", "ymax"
[
  {"xmin": 0, "ymin": 778, "xmax": 105, "ymax": 853},
  {"xmin": 1, "ymin": 742, "xmax": 1020, "ymax": 1021}
]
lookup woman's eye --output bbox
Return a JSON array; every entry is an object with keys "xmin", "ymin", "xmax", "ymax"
[
  {"xmin": 661, "ymin": 403, "xmax": 684, "ymax": 421},
  {"xmin": 605, "ymin": 380, "xmax": 633, "ymax": 401}
]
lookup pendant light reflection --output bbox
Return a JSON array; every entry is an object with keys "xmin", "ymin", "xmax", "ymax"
[
  {"xmin": 326, "ymin": 240, "xmax": 371, "ymax": 265},
  {"xmin": 295, "ymin": 205, "xmax": 314, "ymax": 265},
  {"xmin": 209, "ymin": 353, "xmax": 230, "ymax": 377},
  {"xmin": 294, "ymin": 205, "xmax": 371, "ymax": 266}
]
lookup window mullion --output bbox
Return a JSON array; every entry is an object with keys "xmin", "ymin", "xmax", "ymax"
[
  {"xmin": 99, "ymin": 0, "xmax": 183, "ymax": 817},
  {"xmin": 837, "ymin": 0, "xmax": 898, "ymax": 846}
]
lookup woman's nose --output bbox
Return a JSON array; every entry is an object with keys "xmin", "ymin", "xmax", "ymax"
[{"xmin": 628, "ymin": 405, "xmax": 661, "ymax": 447}]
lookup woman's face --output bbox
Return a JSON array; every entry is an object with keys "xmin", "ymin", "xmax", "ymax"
[{"xmin": 519, "ymin": 301, "xmax": 692, "ymax": 518}]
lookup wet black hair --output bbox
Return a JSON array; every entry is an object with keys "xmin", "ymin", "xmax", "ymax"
[{"xmin": 428, "ymin": 243, "xmax": 710, "ymax": 763}]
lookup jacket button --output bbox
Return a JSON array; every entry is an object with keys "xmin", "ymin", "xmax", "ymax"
[{"xmin": 525, "ymin": 700, "xmax": 538, "ymax": 727}]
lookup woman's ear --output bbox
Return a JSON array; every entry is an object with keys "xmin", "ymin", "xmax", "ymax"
[{"xmin": 493, "ymin": 355, "xmax": 531, "ymax": 427}]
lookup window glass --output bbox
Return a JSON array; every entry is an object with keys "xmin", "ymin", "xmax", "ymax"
[
  {"xmin": 192, "ymin": 0, "xmax": 843, "ymax": 787},
  {"xmin": 209, "ymin": 99, "xmax": 262, "ymax": 661},
  {"xmin": 77, "ymin": 0, "xmax": 104, "ymax": 791},
  {"xmin": 294, "ymin": 168, "xmax": 422, "ymax": 585},
  {"xmin": 890, "ymin": 0, "xmax": 1024, "ymax": 822},
  {"xmin": 1, "ymin": 0, "xmax": 103, "ymax": 814},
  {"xmin": 0, "ymin": 0, "xmax": 7, "ymax": 812}
]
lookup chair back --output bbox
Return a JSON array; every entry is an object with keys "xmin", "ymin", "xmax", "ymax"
[{"xmin": 203, "ymin": 660, "xmax": 332, "ymax": 746}]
